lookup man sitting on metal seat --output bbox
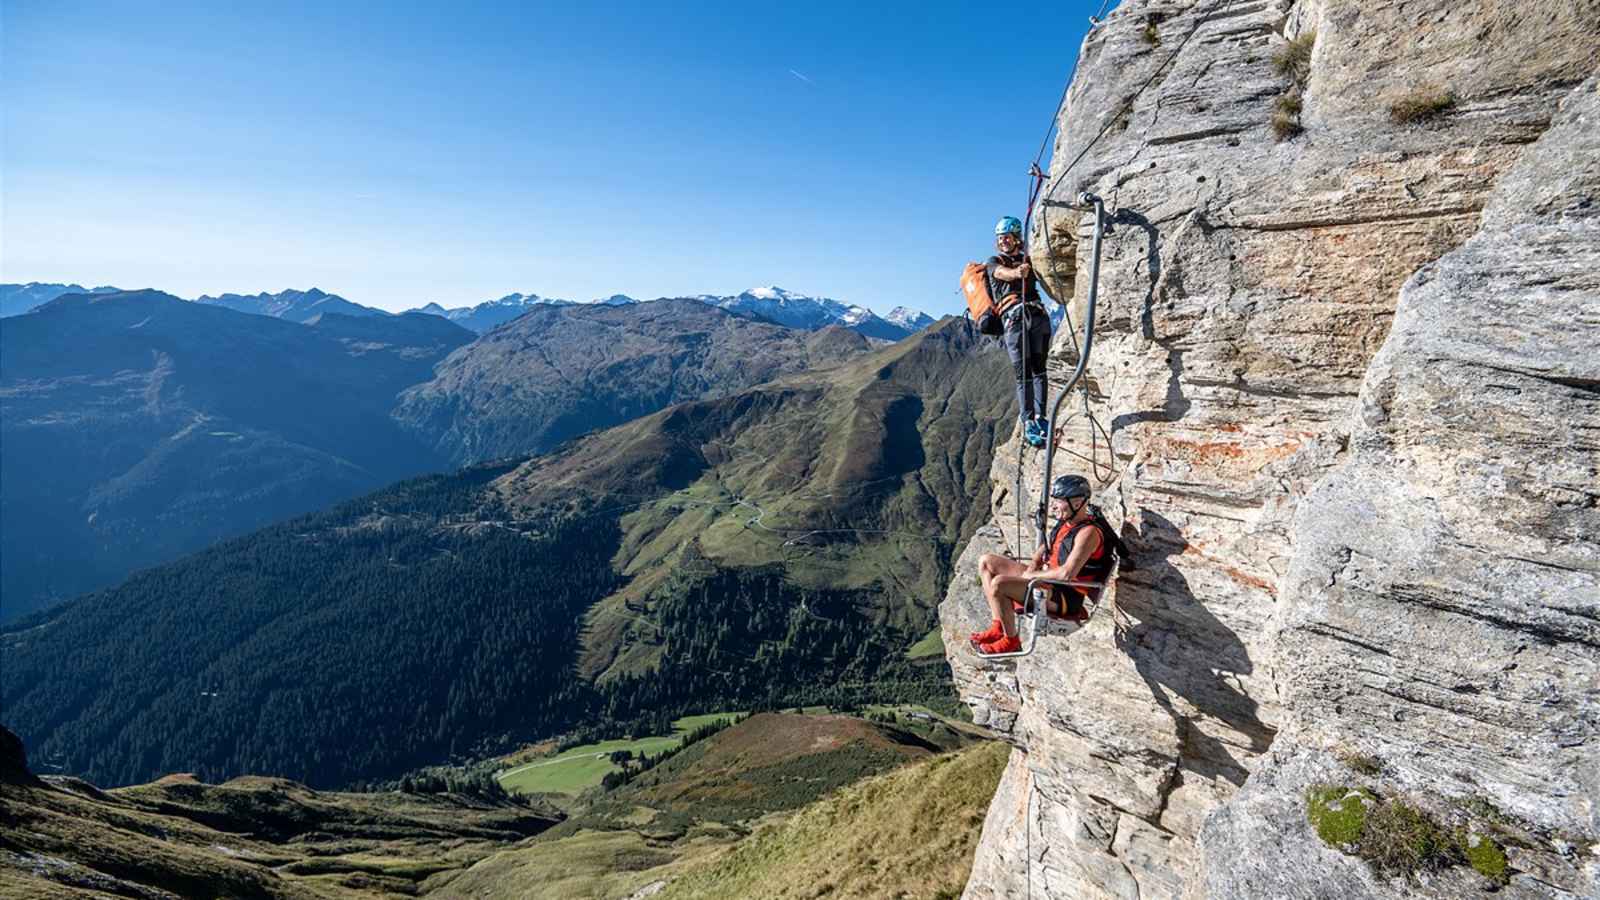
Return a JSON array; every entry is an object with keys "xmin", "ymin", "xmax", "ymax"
[{"xmin": 971, "ymin": 475, "xmax": 1115, "ymax": 655}]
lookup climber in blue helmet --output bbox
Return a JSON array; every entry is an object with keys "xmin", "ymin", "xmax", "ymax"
[{"xmin": 987, "ymin": 216, "xmax": 1052, "ymax": 448}]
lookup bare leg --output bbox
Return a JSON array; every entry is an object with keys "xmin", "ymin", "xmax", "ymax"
[
  {"xmin": 988, "ymin": 575, "xmax": 1032, "ymax": 637},
  {"xmin": 978, "ymin": 553, "xmax": 1036, "ymax": 638},
  {"xmin": 976, "ymin": 553, "xmax": 1026, "ymax": 638}
]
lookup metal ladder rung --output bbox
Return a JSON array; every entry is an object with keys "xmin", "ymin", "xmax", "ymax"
[{"xmin": 974, "ymin": 576, "xmax": 1104, "ymax": 661}]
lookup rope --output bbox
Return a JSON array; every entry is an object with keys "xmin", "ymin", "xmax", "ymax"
[
  {"xmin": 1012, "ymin": 0, "xmax": 1230, "ymax": 552},
  {"xmin": 1026, "ymin": 771, "xmax": 1034, "ymax": 899}
]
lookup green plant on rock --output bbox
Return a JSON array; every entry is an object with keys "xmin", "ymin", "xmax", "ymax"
[
  {"xmin": 1306, "ymin": 784, "xmax": 1374, "ymax": 846},
  {"xmin": 1459, "ymin": 830, "xmax": 1510, "ymax": 885},
  {"xmin": 1361, "ymin": 799, "xmax": 1461, "ymax": 877},
  {"xmin": 1389, "ymin": 87, "xmax": 1457, "ymax": 124},
  {"xmin": 1306, "ymin": 784, "xmax": 1520, "ymax": 885}
]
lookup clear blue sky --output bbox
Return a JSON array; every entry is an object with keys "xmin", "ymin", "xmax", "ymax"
[{"xmin": 3, "ymin": 1, "xmax": 1103, "ymax": 316}]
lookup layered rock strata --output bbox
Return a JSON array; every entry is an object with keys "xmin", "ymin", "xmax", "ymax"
[{"xmin": 940, "ymin": 1, "xmax": 1598, "ymax": 897}]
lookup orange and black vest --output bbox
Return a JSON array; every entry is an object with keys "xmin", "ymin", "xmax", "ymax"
[{"xmin": 1047, "ymin": 517, "xmax": 1113, "ymax": 598}]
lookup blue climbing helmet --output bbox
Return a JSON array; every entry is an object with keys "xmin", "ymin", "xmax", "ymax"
[{"xmin": 995, "ymin": 216, "xmax": 1023, "ymax": 237}]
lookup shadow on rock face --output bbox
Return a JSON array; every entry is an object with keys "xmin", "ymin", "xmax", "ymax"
[
  {"xmin": 1109, "ymin": 208, "xmax": 1165, "ymax": 343},
  {"xmin": 1111, "ymin": 345, "xmax": 1191, "ymax": 432},
  {"xmin": 1113, "ymin": 510, "xmax": 1276, "ymax": 787}
]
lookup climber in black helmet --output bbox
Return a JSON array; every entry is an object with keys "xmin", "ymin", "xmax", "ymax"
[
  {"xmin": 970, "ymin": 474, "xmax": 1115, "ymax": 655},
  {"xmin": 988, "ymin": 216, "xmax": 1052, "ymax": 448}
]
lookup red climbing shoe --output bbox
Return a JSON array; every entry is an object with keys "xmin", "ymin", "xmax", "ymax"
[
  {"xmin": 977, "ymin": 634, "xmax": 1022, "ymax": 655},
  {"xmin": 970, "ymin": 619, "xmax": 1005, "ymax": 644}
]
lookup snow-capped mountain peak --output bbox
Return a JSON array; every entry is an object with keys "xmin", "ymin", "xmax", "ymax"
[{"xmin": 885, "ymin": 306, "xmax": 937, "ymax": 331}]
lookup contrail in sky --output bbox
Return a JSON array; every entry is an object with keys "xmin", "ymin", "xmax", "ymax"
[{"xmin": 788, "ymin": 69, "xmax": 813, "ymax": 84}]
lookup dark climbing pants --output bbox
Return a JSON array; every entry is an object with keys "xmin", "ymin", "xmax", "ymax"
[{"xmin": 1004, "ymin": 304, "xmax": 1051, "ymax": 422}]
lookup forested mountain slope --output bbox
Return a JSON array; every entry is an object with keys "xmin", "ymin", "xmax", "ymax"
[
  {"xmin": 0, "ymin": 291, "xmax": 473, "ymax": 621},
  {"xmin": 3, "ymin": 319, "xmax": 1013, "ymax": 788}
]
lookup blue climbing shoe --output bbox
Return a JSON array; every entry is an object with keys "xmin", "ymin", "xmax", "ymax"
[{"xmin": 1023, "ymin": 419, "xmax": 1046, "ymax": 448}]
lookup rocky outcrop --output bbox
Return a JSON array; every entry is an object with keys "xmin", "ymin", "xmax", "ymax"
[{"xmin": 940, "ymin": 1, "xmax": 1598, "ymax": 897}]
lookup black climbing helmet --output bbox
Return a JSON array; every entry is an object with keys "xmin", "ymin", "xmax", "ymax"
[{"xmin": 1050, "ymin": 474, "xmax": 1091, "ymax": 500}]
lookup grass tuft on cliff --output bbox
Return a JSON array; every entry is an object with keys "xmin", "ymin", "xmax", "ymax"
[
  {"xmin": 1272, "ymin": 31, "xmax": 1316, "ymax": 84},
  {"xmin": 1389, "ymin": 87, "xmax": 1457, "ymax": 124},
  {"xmin": 1269, "ymin": 31, "xmax": 1314, "ymax": 141},
  {"xmin": 1305, "ymin": 784, "xmax": 1516, "ymax": 884}
]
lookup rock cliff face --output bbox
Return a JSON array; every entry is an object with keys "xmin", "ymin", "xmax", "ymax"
[{"xmin": 939, "ymin": 1, "xmax": 1598, "ymax": 897}]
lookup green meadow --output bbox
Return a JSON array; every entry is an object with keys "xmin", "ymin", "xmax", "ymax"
[{"xmin": 496, "ymin": 712, "xmax": 741, "ymax": 796}]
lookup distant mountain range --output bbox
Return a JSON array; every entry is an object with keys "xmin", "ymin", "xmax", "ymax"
[
  {"xmin": 686, "ymin": 287, "xmax": 917, "ymax": 341},
  {"xmin": 0, "ymin": 282, "xmax": 945, "ymax": 620},
  {"xmin": 4, "ymin": 282, "xmax": 940, "ymax": 339},
  {"xmin": 0, "ymin": 282, "xmax": 121, "ymax": 317},
  {"xmin": 410, "ymin": 292, "xmax": 589, "ymax": 333},
  {"xmin": 393, "ymin": 297, "xmax": 874, "ymax": 466},
  {"xmin": 192, "ymin": 287, "xmax": 387, "ymax": 322},
  {"xmin": 408, "ymin": 286, "xmax": 937, "ymax": 340},
  {"xmin": 1, "ymin": 318, "xmax": 1010, "ymax": 787},
  {"xmin": 0, "ymin": 289, "xmax": 890, "ymax": 620}
]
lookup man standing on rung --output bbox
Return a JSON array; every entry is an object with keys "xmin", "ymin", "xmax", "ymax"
[{"xmin": 988, "ymin": 216, "xmax": 1052, "ymax": 448}]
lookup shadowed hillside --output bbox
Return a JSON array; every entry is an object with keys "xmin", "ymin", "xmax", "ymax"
[{"xmin": 0, "ymin": 291, "xmax": 473, "ymax": 621}]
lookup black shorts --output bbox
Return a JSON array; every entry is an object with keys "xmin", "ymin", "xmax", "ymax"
[{"xmin": 1048, "ymin": 584, "xmax": 1100, "ymax": 619}]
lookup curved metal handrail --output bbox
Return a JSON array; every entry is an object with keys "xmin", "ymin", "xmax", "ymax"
[{"xmin": 1034, "ymin": 193, "xmax": 1107, "ymax": 546}]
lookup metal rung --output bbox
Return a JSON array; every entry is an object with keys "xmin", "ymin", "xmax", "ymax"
[{"xmin": 973, "ymin": 575, "xmax": 1109, "ymax": 661}]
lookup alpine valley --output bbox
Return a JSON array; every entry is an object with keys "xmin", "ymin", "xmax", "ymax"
[{"xmin": 2, "ymin": 317, "xmax": 1007, "ymax": 789}]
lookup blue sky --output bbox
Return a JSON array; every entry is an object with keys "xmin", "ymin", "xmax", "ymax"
[{"xmin": 3, "ymin": 1, "xmax": 1103, "ymax": 316}]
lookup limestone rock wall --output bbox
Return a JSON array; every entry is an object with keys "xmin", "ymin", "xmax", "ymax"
[{"xmin": 939, "ymin": 1, "xmax": 1598, "ymax": 897}]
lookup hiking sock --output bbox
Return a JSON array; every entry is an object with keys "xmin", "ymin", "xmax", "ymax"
[
  {"xmin": 979, "ymin": 634, "xmax": 1023, "ymax": 655},
  {"xmin": 970, "ymin": 619, "xmax": 1005, "ymax": 644}
]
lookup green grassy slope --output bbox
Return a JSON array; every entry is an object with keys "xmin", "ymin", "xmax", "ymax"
[
  {"xmin": 428, "ymin": 712, "xmax": 1000, "ymax": 900},
  {"xmin": 657, "ymin": 740, "xmax": 1010, "ymax": 900}
]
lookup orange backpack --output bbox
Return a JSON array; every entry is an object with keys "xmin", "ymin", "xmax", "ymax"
[{"xmin": 961, "ymin": 261, "xmax": 1012, "ymax": 336}]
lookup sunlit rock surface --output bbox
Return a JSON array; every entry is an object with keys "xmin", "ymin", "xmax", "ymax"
[{"xmin": 940, "ymin": 1, "xmax": 1598, "ymax": 896}]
